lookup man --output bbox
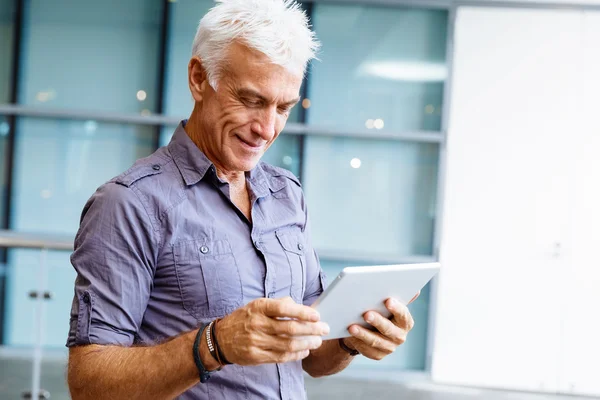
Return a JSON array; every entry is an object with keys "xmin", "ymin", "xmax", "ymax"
[{"xmin": 66, "ymin": 1, "xmax": 416, "ymax": 399}]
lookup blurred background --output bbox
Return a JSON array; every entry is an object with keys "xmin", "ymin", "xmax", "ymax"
[{"xmin": 0, "ymin": 0, "xmax": 599, "ymax": 399}]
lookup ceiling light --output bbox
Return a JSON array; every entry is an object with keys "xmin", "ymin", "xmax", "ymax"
[{"xmin": 358, "ymin": 61, "xmax": 447, "ymax": 82}]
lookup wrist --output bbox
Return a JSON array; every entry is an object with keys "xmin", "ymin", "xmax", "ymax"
[
  {"xmin": 339, "ymin": 338, "xmax": 359, "ymax": 356},
  {"xmin": 213, "ymin": 319, "xmax": 232, "ymax": 365},
  {"xmin": 199, "ymin": 328, "xmax": 221, "ymax": 372}
]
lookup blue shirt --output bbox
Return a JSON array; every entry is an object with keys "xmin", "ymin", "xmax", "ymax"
[{"xmin": 67, "ymin": 122, "xmax": 328, "ymax": 400}]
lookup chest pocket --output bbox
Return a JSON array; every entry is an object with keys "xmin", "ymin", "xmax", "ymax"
[
  {"xmin": 173, "ymin": 239, "xmax": 243, "ymax": 320},
  {"xmin": 264, "ymin": 230, "xmax": 306, "ymax": 303}
]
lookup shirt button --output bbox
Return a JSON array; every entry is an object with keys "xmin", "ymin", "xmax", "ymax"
[
  {"xmin": 254, "ymin": 240, "xmax": 261, "ymax": 249},
  {"xmin": 297, "ymin": 243, "xmax": 304, "ymax": 251},
  {"xmin": 152, "ymin": 164, "xmax": 161, "ymax": 171},
  {"xmin": 268, "ymin": 292, "xmax": 276, "ymax": 299},
  {"xmin": 200, "ymin": 246, "xmax": 209, "ymax": 254},
  {"xmin": 82, "ymin": 293, "xmax": 91, "ymax": 304}
]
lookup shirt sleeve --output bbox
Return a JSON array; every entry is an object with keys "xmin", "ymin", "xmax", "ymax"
[
  {"xmin": 301, "ymin": 199, "xmax": 329, "ymax": 307},
  {"xmin": 67, "ymin": 182, "xmax": 158, "ymax": 347}
]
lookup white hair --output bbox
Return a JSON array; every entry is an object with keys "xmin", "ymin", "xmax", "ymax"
[{"xmin": 192, "ymin": 0, "xmax": 320, "ymax": 89}]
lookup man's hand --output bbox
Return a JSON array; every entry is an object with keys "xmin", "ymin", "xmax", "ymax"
[
  {"xmin": 215, "ymin": 297, "xmax": 330, "ymax": 366},
  {"xmin": 344, "ymin": 292, "xmax": 419, "ymax": 360}
]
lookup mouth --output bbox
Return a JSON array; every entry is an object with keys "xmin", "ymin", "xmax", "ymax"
[{"xmin": 235, "ymin": 135, "xmax": 265, "ymax": 151}]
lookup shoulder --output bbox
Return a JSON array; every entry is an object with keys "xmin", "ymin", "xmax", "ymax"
[
  {"xmin": 111, "ymin": 147, "xmax": 186, "ymax": 210},
  {"xmin": 259, "ymin": 162, "xmax": 302, "ymax": 188},
  {"xmin": 83, "ymin": 147, "xmax": 185, "ymax": 228},
  {"xmin": 114, "ymin": 147, "xmax": 177, "ymax": 189}
]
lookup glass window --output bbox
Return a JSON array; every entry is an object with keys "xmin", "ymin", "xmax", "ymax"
[
  {"xmin": 305, "ymin": 136, "xmax": 439, "ymax": 371},
  {"xmin": 159, "ymin": 125, "xmax": 176, "ymax": 148},
  {"xmin": 308, "ymin": 4, "xmax": 448, "ymax": 132},
  {"xmin": 163, "ymin": 0, "xmax": 215, "ymax": 118},
  {"xmin": 4, "ymin": 118, "xmax": 156, "ymax": 346},
  {"xmin": 260, "ymin": 135, "xmax": 302, "ymax": 177},
  {"xmin": 11, "ymin": 118, "xmax": 155, "ymax": 234},
  {"xmin": 18, "ymin": 0, "xmax": 163, "ymax": 113},
  {"xmin": 5, "ymin": 249, "xmax": 75, "ymax": 348},
  {"xmin": 304, "ymin": 137, "xmax": 439, "ymax": 259},
  {"xmin": 0, "ymin": 0, "xmax": 15, "ymax": 103}
]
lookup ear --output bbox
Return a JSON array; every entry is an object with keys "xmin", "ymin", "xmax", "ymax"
[{"xmin": 188, "ymin": 56, "xmax": 208, "ymax": 103}]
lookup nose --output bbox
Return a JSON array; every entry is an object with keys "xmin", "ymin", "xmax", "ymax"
[{"xmin": 251, "ymin": 106, "xmax": 278, "ymax": 140}]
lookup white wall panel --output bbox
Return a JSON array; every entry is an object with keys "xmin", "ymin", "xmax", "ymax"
[{"xmin": 433, "ymin": 7, "xmax": 580, "ymax": 392}]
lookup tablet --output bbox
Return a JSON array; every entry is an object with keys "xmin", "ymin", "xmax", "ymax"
[{"xmin": 311, "ymin": 263, "xmax": 440, "ymax": 340}]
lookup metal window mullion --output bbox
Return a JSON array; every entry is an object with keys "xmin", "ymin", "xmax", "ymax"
[
  {"xmin": 425, "ymin": 4, "xmax": 457, "ymax": 375},
  {"xmin": 154, "ymin": 0, "xmax": 171, "ymax": 151},
  {"xmin": 306, "ymin": 0, "xmax": 600, "ymax": 12},
  {"xmin": 1, "ymin": 0, "xmax": 25, "ymax": 346},
  {"xmin": 303, "ymin": 0, "xmax": 452, "ymax": 10},
  {"xmin": 297, "ymin": 1, "xmax": 315, "ymax": 182},
  {"xmin": 0, "ymin": 105, "xmax": 446, "ymax": 143},
  {"xmin": 288, "ymin": 125, "xmax": 445, "ymax": 143},
  {"xmin": 0, "ymin": 104, "xmax": 184, "ymax": 126},
  {"xmin": 456, "ymin": 0, "xmax": 600, "ymax": 11}
]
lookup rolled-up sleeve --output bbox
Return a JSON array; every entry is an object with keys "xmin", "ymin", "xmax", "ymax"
[{"xmin": 67, "ymin": 182, "xmax": 157, "ymax": 347}]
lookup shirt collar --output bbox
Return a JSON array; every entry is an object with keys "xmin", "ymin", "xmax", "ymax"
[
  {"xmin": 168, "ymin": 121, "xmax": 213, "ymax": 186},
  {"xmin": 167, "ymin": 121, "xmax": 285, "ymax": 196},
  {"xmin": 247, "ymin": 163, "xmax": 272, "ymax": 198}
]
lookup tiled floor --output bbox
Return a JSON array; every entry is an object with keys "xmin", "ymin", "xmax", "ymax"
[
  {"xmin": 306, "ymin": 378, "xmax": 599, "ymax": 400},
  {"xmin": 1, "ymin": 350, "xmax": 596, "ymax": 400}
]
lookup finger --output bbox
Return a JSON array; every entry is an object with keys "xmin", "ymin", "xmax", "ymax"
[
  {"xmin": 243, "ymin": 346, "xmax": 279, "ymax": 366},
  {"xmin": 270, "ymin": 320, "xmax": 330, "ymax": 337},
  {"xmin": 262, "ymin": 334, "xmax": 323, "ymax": 353},
  {"xmin": 386, "ymin": 299, "xmax": 415, "ymax": 331},
  {"xmin": 348, "ymin": 325, "xmax": 396, "ymax": 354},
  {"xmin": 346, "ymin": 335, "xmax": 390, "ymax": 361},
  {"xmin": 261, "ymin": 297, "xmax": 320, "ymax": 322},
  {"xmin": 408, "ymin": 291, "xmax": 420, "ymax": 304},
  {"xmin": 363, "ymin": 311, "xmax": 404, "ymax": 345},
  {"xmin": 274, "ymin": 349, "xmax": 311, "ymax": 364}
]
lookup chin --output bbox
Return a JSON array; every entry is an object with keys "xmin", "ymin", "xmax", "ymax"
[{"xmin": 233, "ymin": 156, "xmax": 262, "ymax": 172}]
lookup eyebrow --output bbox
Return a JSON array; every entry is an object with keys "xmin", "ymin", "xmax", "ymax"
[{"xmin": 236, "ymin": 88, "xmax": 300, "ymax": 107}]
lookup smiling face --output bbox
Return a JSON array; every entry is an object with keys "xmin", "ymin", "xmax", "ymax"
[{"xmin": 187, "ymin": 42, "xmax": 303, "ymax": 174}]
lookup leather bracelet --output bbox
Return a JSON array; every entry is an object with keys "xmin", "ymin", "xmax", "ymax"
[
  {"xmin": 339, "ymin": 338, "xmax": 359, "ymax": 356},
  {"xmin": 205, "ymin": 321, "xmax": 222, "ymax": 370},
  {"xmin": 192, "ymin": 324, "xmax": 213, "ymax": 383},
  {"xmin": 213, "ymin": 318, "xmax": 233, "ymax": 365}
]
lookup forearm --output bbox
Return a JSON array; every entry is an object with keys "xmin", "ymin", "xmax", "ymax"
[
  {"xmin": 68, "ymin": 329, "xmax": 218, "ymax": 400},
  {"xmin": 302, "ymin": 339, "xmax": 354, "ymax": 378}
]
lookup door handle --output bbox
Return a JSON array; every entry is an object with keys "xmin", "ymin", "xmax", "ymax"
[{"xmin": 552, "ymin": 242, "xmax": 561, "ymax": 258}]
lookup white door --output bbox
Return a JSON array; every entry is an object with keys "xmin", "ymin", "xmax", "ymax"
[
  {"xmin": 559, "ymin": 11, "xmax": 600, "ymax": 397},
  {"xmin": 432, "ymin": 7, "xmax": 580, "ymax": 392}
]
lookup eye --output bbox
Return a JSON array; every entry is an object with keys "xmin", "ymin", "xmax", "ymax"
[{"xmin": 243, "ymin": 98, "xmax": 262, "ymax": 107}]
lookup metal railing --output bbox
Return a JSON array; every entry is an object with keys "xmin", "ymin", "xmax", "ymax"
[
  {"xmin": 0, "ymin": 230, "xmax": 73, "ymax": 400},
  {"xmin": 0, "ymin": 230, "xmax": 73, "ymax": 251}
]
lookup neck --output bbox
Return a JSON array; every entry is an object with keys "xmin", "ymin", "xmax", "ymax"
[
  {"xmin": 184, "ymin": 108, "xmax": 245, "ymax": 184},
  {"xmin": 216, "ymin": 169, "xmax": 245, "ymax": 185}
]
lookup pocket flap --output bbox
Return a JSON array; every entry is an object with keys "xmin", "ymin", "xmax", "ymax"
[
  {"xmin": 173, "ymin": 238, "xmax": 232, "ymax": 261},
  {"xmin": 275, "ymin": 231, "xmax": 305, "ymax": 255}
]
